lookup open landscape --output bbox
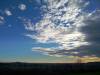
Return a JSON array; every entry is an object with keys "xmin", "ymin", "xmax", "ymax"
[{"xmin": 0, "ymin": 62, "xmax": 100, "ymax": 75}]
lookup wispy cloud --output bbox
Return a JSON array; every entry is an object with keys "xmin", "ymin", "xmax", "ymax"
[
  {"xmin": 18, "ymin": 4, "xmax": 26, "ymax": 11},
  {"xmin": 5, "ymin": 9, "xmax": 12, "ymax": 16},
  {"xmin": 0, "ymin": 16, "xmax": 4, "ymax": 25}
]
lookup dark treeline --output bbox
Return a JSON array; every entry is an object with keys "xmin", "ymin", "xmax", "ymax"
[{"xmin": 0, "ymin": 62, "xmax": 100, "ymax": 75}]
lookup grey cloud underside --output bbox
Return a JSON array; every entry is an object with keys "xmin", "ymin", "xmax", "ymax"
[
  {"xmin": 79, "ymin": 10, "xmax": 100, "ymax": 57},
  {"xmin": 81, "ymin": 11, "xmax": 100, "ymax": 43}
]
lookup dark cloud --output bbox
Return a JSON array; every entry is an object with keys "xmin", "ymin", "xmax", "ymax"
[{"xmin": 79, "ymin": 10, "xmax": 100, "ymax": 57}]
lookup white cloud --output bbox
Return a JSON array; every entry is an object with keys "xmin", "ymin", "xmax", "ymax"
[
  {"xmin": 24, "ymin": 19, "xmax": 35, "ymax": 31},
  {"xmin": 0, "ymin": 16, "xmax": 4, "ymax": 25},
  {"xmin": 32, "ymin": 47, "xmax": 55, "ymax": 52},
  {"xmin": 18, "ymin": 4, "xmax": 26, "ymax": 11},
  {"xmin": 24, "ymin": 0, "xmax": 93, "ymax": 57},
  {"xmin": 5, "ymin": 9, "xmax": 12, "ymax": 16}
]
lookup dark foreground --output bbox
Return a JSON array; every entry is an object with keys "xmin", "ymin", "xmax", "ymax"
[{"xmin": 0, "ymin": 62, "xmax": 100, "ymax": 75}]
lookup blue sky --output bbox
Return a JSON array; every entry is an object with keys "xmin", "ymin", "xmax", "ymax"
[{"xmin": 0, "ymin": 0, "xmax": 100, "ymax": 63}]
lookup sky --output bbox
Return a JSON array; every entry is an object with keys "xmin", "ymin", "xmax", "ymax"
[{"xmin": 0, "ymin": 0, "xmax": 100, "ymax": 63}]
